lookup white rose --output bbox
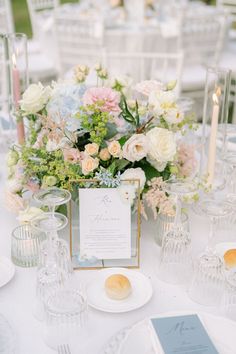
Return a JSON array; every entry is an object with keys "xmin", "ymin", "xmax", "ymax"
[
  {"xmin": 135, "ymin": 80, "xmax": 164, "ymax": 96},
  {"xmin": 46, "ymin": 139, "xmax": 59, "ymax": 152},
  {"xmin": 108, "ymin": 141, "xmax": 122, "ymax": 158},
  {"xmin": 20, "ymin": 82, "xmax": 51, "ymax": 114},
  {"xmin": 122, "ymin": 134, "xmax": 148, "ymax": 162},
  {"xmin": 121, "ymin": 168, "xmax": 146, "ymax": 190},
  {"xmin": 82, "ymin": 157, "xmax": 99, "ymax": 175},
  {"xmin": 7, "ymin": 179, "xmax": 23, "ymax": 193},
  {"xmin": 85, "ymin": 143, "xmax": 99, "ymax": 156},
  {"xmin": 17, "ymin": 206, "xmax": 44, "ymax": 225},
  {"xmin": 165, "ymin": 108, "xmax": 184, "ymax": 125},
  {"xmin": 146, "ymin": 156, "xmax": 167, "ymax": 172},
  {"xmin": 118, "ymin": 185, "xmax": 136, "ymax": 205},
  {"xmin": 148, "ymin": 90, "xmax": 176, "ymax": 116},
  {"xmin": 146, "ymin": 127, "xmax": 176, "ymax": 167}
]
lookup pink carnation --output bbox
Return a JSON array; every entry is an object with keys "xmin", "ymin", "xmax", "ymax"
[
  {"xmin": 63, "ymin": 148, "xmax": 81, "ymax": 164},
  {"xmin": 83, "ymin": 87, "xmax": 121, "ymax": 113}
]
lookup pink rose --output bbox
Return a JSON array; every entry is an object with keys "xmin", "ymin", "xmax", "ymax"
[
  {"xmin": 83, "ymin": 87, "xmax": 121, "ymax": 113},
  {"xmin": 63, "ymin": 148, "xmax": 81, "ymax": 164}
]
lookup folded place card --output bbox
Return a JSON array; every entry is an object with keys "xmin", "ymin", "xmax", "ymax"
[
  {"xmin": 79, "ymin": 188, "xmax": 131, "ymax": 260},
  {"xmin": 150, "ymin": 314, "xmax": 219, "ymax": 354}
]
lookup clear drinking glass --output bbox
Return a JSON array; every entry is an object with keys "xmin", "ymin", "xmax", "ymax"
[
  {"xmin": 223, "ymin": 270, "xmax": 236, "ymax": 321},
  {"xmin": 188, "ymin": 199, "xmax": 232, "ymax": 306},
  {"xmin": 189, "ymin": 253, "xmax": 225, "ymax": 306},
  {"xmin": 223, "ymin": 153, "xmax": 236, "ymax": 205},
  {"xmin": 155, "ymin": 213, "xmax": 189, "ymax": 246},
  {"xmin": 44, "ymin": 289, "xmax": 87, "ymax": 349},
  {"xmin": 34, "ymin": 265, "xmax": 67, "ymax": 321},
  {"xmin": 11, "ymin": 224, "xmax": 46, "ymax": 267},
  {"xmin": 157, "ymin": 179, "xmax": 198, "ymax": 285}
]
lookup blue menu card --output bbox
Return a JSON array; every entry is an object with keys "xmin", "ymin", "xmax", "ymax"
[{"xmin": 150, "ymin": 314, "xmax": 219, "ymax": 354}]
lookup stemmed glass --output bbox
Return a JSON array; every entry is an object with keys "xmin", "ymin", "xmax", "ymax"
[
  {"xmin": 32, "ymin": 188, "xmax": 72, "ymax": 273},
  {"xmin": 158, "ymin": 179, "xmax": 198, "ymax": 285},
  {"xmin": 33, "ymin": 187, "xmax": 71, "ymax": 230},
  {"xmin": 189, "ymin": 199, "xmax": 232, "ymax": 306}
]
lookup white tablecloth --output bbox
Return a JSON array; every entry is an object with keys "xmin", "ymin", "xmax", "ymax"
[{"xmin": 0, "ymin": 152, "xmax": 234, "ymax": 354}]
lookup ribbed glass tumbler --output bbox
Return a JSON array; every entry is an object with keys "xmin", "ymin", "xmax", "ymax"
[{"xmin": 11, "ymin": 224, "xmax": 46, "ymax": 267}]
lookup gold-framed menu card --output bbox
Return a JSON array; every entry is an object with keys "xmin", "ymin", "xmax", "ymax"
[{"xmin": 69, "ymin": 178, "xmax": 141, "ymax": 270}]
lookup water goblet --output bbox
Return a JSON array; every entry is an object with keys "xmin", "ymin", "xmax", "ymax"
[
  {"xmin": 33, "ymin": 187, "xmax": 71, "ymax": 230},
  {"xmin": 223, "ymin": 269, "xmax": 236, "ymax": 321},
  {"xmin": 188, "ymin": 199, "xmax": 232, "ymax": 306},
  {"xmin": 43, "ymin": 288, "xmax": 88, "ymax": 349},
  {"xmin": 157, "ymin": 179, "xmax": 198, "ymax": 285},
  {"xmin": 31, "ymin": 212, "xmax": 72, "ymax": 276},
  {"xmin": 223, "ymin": 153, "xmax": 236, "ymax": 205}
]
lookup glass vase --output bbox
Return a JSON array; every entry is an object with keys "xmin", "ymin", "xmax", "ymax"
[
  {"xmin": 7, "ymin": 33, "xmax": 29, "ymax": 145},
  {"xmin": 199, "ymin": 67, "xmax": 231, "ymax": 187}
]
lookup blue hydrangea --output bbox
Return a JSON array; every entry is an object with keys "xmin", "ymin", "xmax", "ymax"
[
  {"xmin": 46, "ymin": 83, "xmax": 86, "ymax": 132},
  {"xmin": 95, "ymin": 168, "xmax": 121, "ymax": 188}
]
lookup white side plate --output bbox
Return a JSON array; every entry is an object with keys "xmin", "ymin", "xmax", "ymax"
[{"xmin": 87, "ymin": 268, "xmax": 153, "ymax": 313}]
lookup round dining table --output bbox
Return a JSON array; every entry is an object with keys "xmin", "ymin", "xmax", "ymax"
[{"xmin": 0, "ymin": 151, "xmax": 236, "ymax": 353}]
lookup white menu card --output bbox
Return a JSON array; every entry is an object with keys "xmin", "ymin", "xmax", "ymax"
[{"xmin": 79, "ymin": 188, "xmax": 131, "ymax": 260}]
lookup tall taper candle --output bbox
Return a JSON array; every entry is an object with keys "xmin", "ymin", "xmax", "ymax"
[
  {"xmin": 12, "ymin": 54, "xmax": 25, "ymax": 144},
  {"xmin": 207, "ymin": 89, "xmax": 220, "ymax": 185}
]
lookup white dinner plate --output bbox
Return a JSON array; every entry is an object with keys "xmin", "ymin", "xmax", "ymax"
[
  {"xmin": 86, "ymin": 268, "xmax": 152, "ymax": 313},
  {"xmin": 215, "ymin": 242, "xmax": 236, "ymax": 261},
  {"xmin": 0, "ymin": 257, "xmax": 15, "ymax": 288},
  {"xmin": 102, "ymin": 311, "xmax": 236, "ymax": 354}
]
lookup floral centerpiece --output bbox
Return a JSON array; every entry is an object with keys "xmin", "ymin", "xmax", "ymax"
[{"xmin": 6, "ymin": 65, "xmax": 197, "ymax": 220}]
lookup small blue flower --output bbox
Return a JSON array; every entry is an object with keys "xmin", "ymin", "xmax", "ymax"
[{"xmin": 95, "ymin": 168, "xmax": 121, "ymax": 188}]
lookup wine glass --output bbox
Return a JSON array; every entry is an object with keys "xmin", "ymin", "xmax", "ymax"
[
  {"xmin": 188, "ymin": 199, "xmax": 231, "ymax": 306},
  {"xmin": 43, "ymin": 288, "xmax": 88, "ymax": 349},
  {"xmin": 157, "ymin": 179, "xmax": 198, "ymax": 285},
  {"xmin": 32, "ymin": 188, "xmax": 72, "ymax": 276},
  {"xmin": 33, "ymin": 187, "xmax": 71, "ymax": 230}
]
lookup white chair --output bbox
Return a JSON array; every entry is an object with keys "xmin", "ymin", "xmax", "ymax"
[
  {"xmin": 177, "ymin": 8, "xmax": 228, "ymax": 118},
  {"xmin": 220, "ymin": 41, "xmax": 236, "ymax": 123},
  {"xmin": 26, "ymin": 0, "xmax": 59, "ymax": 41},
  {"xmin": 102, "ymin": 51, "xmax": 184, "ymax": 96},
  {"xmin": 0, "ymin": 0, "xmax": 58, "ymax": 84},
  {"xmin": 0, "ymin": 0, "xmax": 14, "ymax": 34},
  {"xmin": 54, "ymin": 10, "xmax": 104, "ymax": 75},
  {"xmin": 0, "ymin": 0, "xmax": 41, "ymax": 53},
  {"xmin": 217, "ymin": 0, "xmax": 236, "ymax": 38}
]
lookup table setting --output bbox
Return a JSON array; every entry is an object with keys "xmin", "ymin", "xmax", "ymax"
[{"xmin": 0, "ymin": 21, "xmax": 236, "ymax": 354}]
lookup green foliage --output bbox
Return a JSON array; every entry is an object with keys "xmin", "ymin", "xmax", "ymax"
[
  {"xmin": 78, "ymin": 104, "xmax": 110, "ymax": 145},
  {"xmin": 20, "ymin": 146, "xmax": 82, "ymax": 190},
  {"xmin": 119, "ymin": 96, "xmax": 140, "ymax": 128}
]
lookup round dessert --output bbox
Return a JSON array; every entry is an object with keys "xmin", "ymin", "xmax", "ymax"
[
  {"xmin": 224, "ymin": 249, "xmax": 236, "ymax": 269},
  {"xmin": 105, "ymin": 274, "xmax": 132, "ymax": 300}
]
